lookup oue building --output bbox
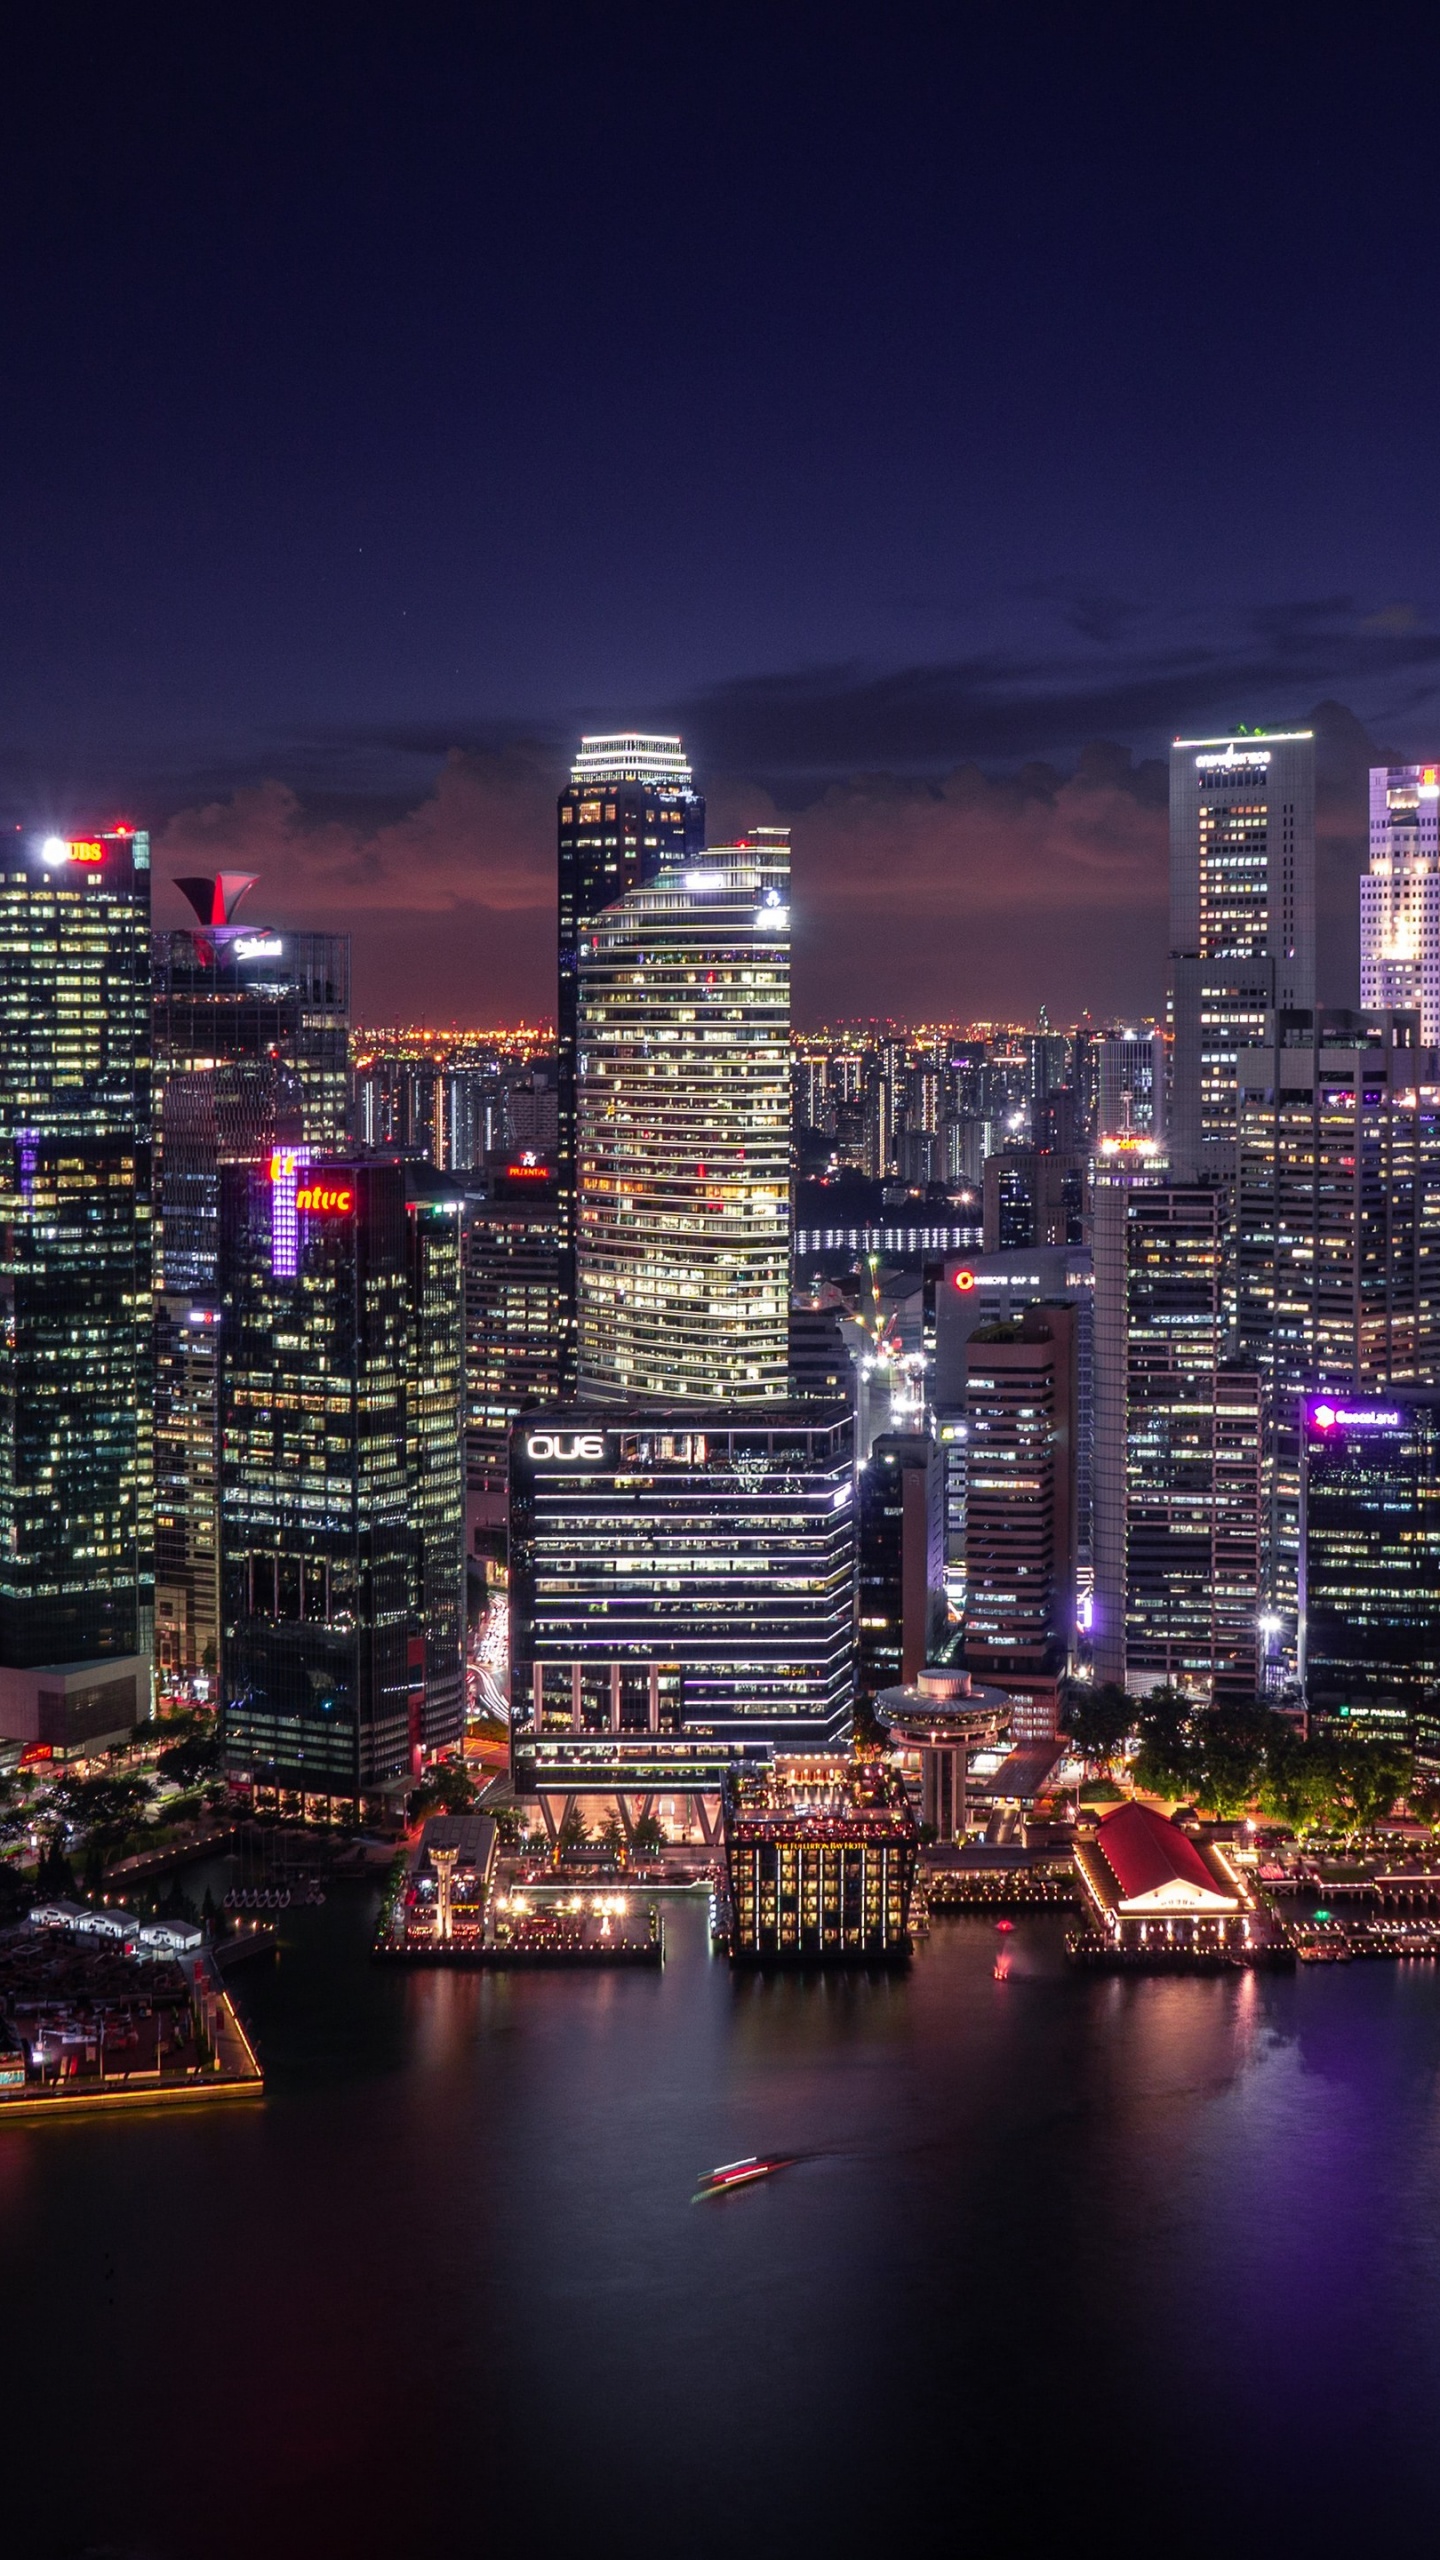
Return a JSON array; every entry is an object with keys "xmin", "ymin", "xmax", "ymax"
[
  {"xmin": 509, "ymin": 1409, "xmax": 855, "ymax": 1844},
  {"xmin": 218, "ymin": 1154, "xmax": 465, "ymax": 1819}
]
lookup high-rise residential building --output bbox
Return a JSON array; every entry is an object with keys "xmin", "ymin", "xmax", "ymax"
[
  {"xmin": 218, "ymin": 1155, "xmax": 465, "ymax": 1816},
  {"xmin": 963, "ymin": 1303, "xmax": 1077, "ymax": 1736},
  {"xmin": 1169, "ymin": 729, "xmax": 1315, "ymax": 1180},
  {"xmin": 462, "ymin": 1160, "xmax": 562, "ymax": 1520},
  {"xmin": 508, "ymin": 1408, "xmax": 856, "ymax": 1838},
  {"xmin": 1300, "ymin": 1390, "xmax": 1440, "ymax": 1756},
  {"xmin": 1361, "ymin": 763, "xmax": 1440, "ymax": 1042},
  {"xmin": 1123, "ymin": 1184, "xmax": 1262, "ymax": 1702},
  {"xmin": 1097, "ymin": 1029, "xmax": 1167, "ymax": 1146},
  {"xmin": 556, "ymin": 736, "xmax": 705, "ymax": 1385},
  {"xmin": 575, "ymin": 832, "xmax": 791, "ymax": 1403},
  {"xmin": 0, "ymin": 827, "xmax": 154, "ymax": 1754}
]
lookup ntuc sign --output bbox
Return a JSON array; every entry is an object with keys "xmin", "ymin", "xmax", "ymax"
[
  {"xmin": 295, "ymin": 1180, "xmax": 354, "ymax": 1214},
  {"xmin": 526, "ymin": 1431, "xmax": 605, "ymax": 1461}
]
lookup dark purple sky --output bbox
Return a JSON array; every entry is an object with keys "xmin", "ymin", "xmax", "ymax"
[{"xmin": 5, "ymin": 6, "xmax": 1440, "ymax": 1021}]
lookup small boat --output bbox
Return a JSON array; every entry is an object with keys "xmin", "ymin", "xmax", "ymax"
[{"xmin": 693, "ymin": 2155, "xmax": 796, "ymax": 2200}]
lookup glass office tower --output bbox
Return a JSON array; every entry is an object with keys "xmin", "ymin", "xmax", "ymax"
[
  {"xmin": 152, "ymin": 880, "xmax": 350, "ymax": 1679},
  {"xmin": 0, "ymin": 828, "xmax": 153, "ymax": 1753},
  {"xmin": 575, "ymin": 831, "xmax": 791, "ymax": 1403},
  {"xmin": 1169, "ymin": 730, "xmax": 1315, "ymax": 1179},
  {"xmin": 509, "ymin": 1407, "xmax": 855, "ymax": 1832},
  {"xmin": 462, "ymin": 1162, "xmax": 563, "ymax": 1511},
  {"xmin": 218, "ymin": 1156, "xmax": 464, "ymax": 1815},
  {"xmin": 1361, "ymin": 763, "xmax": 1440, "ymax": 1042},
  {"xmin": 556, "ymin": 737, "xmax": 704, "ymax": 1386},
  {"xmin": 1235, "ymin": 1007, "xmax": 1440, "ymax": 1668},
  {"xmin": 1300, "ymin": 1391, "xmax": 1440, "ymax": 1755},
  {"xmin": 1123, "ymin": 1184, "xmax": 1262, "ymax": 1703}
]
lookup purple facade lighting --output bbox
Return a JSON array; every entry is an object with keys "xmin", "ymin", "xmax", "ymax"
[{"xmin": 269, "ymin": 1147, "xmax": 312, "ymax": 1279}]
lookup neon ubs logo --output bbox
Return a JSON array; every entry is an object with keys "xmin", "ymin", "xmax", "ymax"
[{"xmin": 527, "ymin": 1431, "xmax": 604, "ymax": 1461}]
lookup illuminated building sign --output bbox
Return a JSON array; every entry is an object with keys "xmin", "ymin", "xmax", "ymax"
[
  {"xmin": 40, "ymin": 835, "xmax": 103, "ymax": 866},
  {"xmin": 294, "ymin": 1180, "xmax": 354, "ymax": 1214},
  {"xmin": 234, "ymin": 934, "xmax": 284, "ymax": 960},
  {"xmin": 953, "ymin": 1269, "xmax": 976, "ymax": 1291},
  {"xmin": 1194, "ymin": 746, "xmax": 1272, "ymax": 771},
  {"xmin": 268, "ymin": 1148, "xmax": 312, "ymax": 1278},
  {"xmin": 504, "ymin": 1161, "xmax": 550, "ymax": 1180},
  {"xmin": 526, "ymin": 1431, "xmax": 605, "ymax": 1461},
  {"xmin": 1309, "ymin": 1403, "xmax": 1402, "ymax": 1433}
]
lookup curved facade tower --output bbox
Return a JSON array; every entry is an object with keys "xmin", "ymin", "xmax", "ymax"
[{"xmin": 575, "ymin": 832, "xmax": 791, "ymax": 1403}]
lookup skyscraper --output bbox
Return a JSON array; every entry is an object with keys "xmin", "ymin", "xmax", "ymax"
[
  {"xmin": 218, "ymin": 1155, "xmax": 465, "ymax": 1816},
  {"xmin": 556, "ymin": 736, "xmax": 705, "ymax": 1384},
  {"xmin": 152, "ymin": 876, "xmax": 351, "ymax": 1681},
  {"xmin": 1096, "ymin": 1028, "xmax": 1167, "ymax": 1146},
  {"xmin": 462, "ymin": 1159, "xmax": 562, "ymax": 1519},
  {"xmin": 0, "ymin": 828, "xmax": 154, "ymax": 1753},
  {"xmin": 1235, "ymin": 1006, "xmax": 1440, "ymax": 1663},
  {"xmin": 1169, "ymin": 730, "xmax": 1315, "ymax": 1180},
  {"xmin": 963, "ymin": 1303, "xmax": 1077, "ymax": 1737},
  {"xmin": 509, "ymin": 1406, "xmax": 856, "ymax": 1838},
  {"xmin": 1234, "ymin": 1008, "xmax": 1440, "ymax": 1391},
  {"xmin": 1361, "ymin": 763, "xmax": 1440, "ymax": 1042},
  {"xmin": 1123, "ymin": 1183, "xmax": 1262, "ymax": 1703},
  {"xmin": 1300, "ymin": 1390, "xmax": 1440, "ymax": 1753},
  {"xmin": 575, "ymin": 832, "xmax": 791, "ymax": 1403},
  {"xmin": 856, "ymin": 1434, "xmax": 938, "ymax": 1694}
]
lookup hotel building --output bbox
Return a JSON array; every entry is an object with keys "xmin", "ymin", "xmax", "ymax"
[
  {"xmin": 0, "ymin": 827, "xmax": 154, "ymax": 1754},
  {"xmin": 556, "ymin": 736, "xmax": 705, "ymax": 1385},
  {"xmin": 575, "ymin": 832, "xmax": 791, "ymax": 1403},
  {"xmin": 1169, "ymin": 730, "xmax": 1315, "ymax": 1180},
  {"xmin": 721, "ymin": 1752, "xmax": 919, "ymax": 1962},
  {"xmin": 1361, "ymin": 764, "xmax": 1440, "ymax": 1042}
]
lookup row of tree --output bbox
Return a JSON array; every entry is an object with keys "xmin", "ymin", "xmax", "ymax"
[{"xmin": 1064, "ymin": 1683, "xmax": 1418, "ymax": 1835}]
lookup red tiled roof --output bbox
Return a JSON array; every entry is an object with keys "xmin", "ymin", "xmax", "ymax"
[{"xmin": 1095, "ymin": 1800, "xmax": 1225, "ymax": 1901}]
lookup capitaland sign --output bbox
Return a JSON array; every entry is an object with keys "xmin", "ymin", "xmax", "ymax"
[
  {"xmin": 1308, "ymin": 1403, "xmax": 1403, "ymax": 1433},
  {"xmin": 526, "ymin": 1431, "xmax": 606, "ymax": 1461},
  {"xmin": 234, "ymin": 934, "xmax": 285, "ymax": 960}
]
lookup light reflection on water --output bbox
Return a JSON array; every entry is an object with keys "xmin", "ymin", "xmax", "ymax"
[{"xmin": 4, "ymin": 1891, "xmax": 1440, "ymax": 2560}]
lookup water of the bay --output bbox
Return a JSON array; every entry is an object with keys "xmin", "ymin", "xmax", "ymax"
[{"xmin": 5, "ymin": 1884, "xmax": 1440, "ymax": 2560}]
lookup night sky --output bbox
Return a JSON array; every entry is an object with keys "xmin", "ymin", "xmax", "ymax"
[{"xmin": 6, "ymin": 6, "xmax": 1440, "ymax": 1023}]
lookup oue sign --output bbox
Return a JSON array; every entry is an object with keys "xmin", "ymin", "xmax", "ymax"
[{"xmin": 527, "ymin": 1431, "xmax": 605, "ymax": 1462}]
